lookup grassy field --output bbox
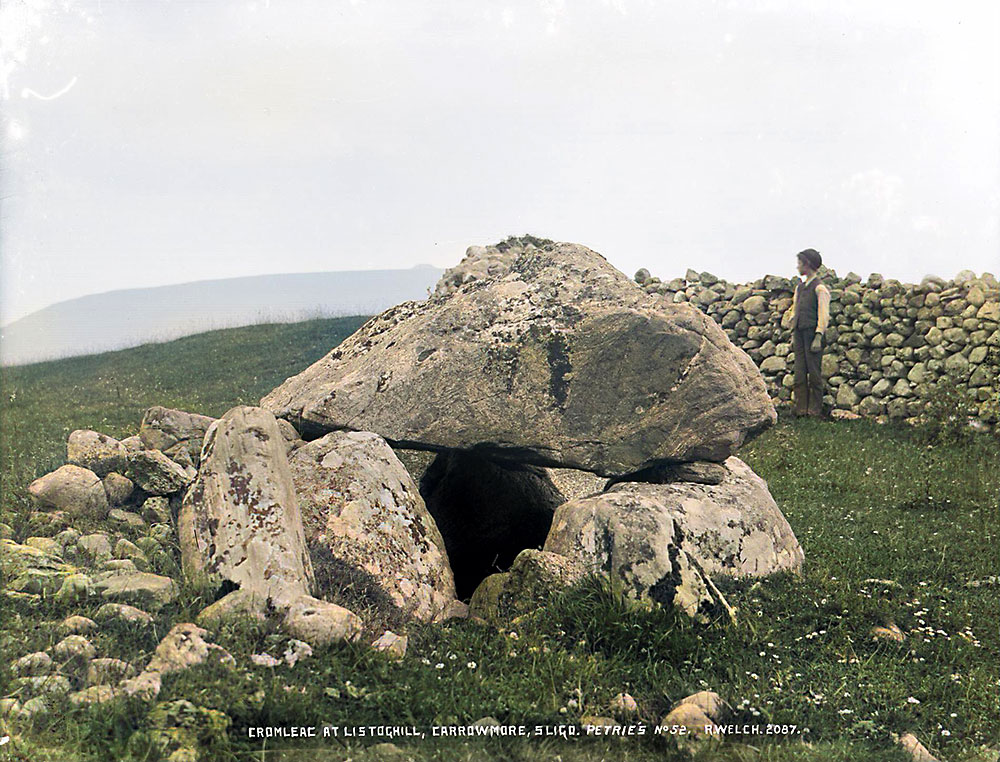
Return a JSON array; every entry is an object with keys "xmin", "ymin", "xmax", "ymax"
[{"xmin": 1, "ymin": 318, "xmax": 998, "ymax": 762}]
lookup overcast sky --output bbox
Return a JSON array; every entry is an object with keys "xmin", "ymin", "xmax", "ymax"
[{"xmin": 1, "ymin": 0, "xmax": 998, "ymax": 325}]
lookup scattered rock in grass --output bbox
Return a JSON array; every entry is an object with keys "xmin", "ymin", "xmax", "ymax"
[
  {"xmin": 68, "ymin": 685, "xmax": 119, "ymax": 706},
  {"xmin": 611, "ymin": 693, "xmax": 639, "ymax": 715},
  {"xmin": 120, "ymin": 623, "xmax": 235, "ymax": 702},
  {"xmin": 674, "ymin": 690, "xmax": 729, "ymax": 723},
  {"xmin": 16, "ymin": 696, "xmax": 52, "ymax": 721},
  {"xmin": 372, "ymin": 631, "xmax": 408, "ymax": 660},
  {"xmin": 12, "ymin": 675, "xmax": 73, "ymax": 699},
  {"xmin": 53, "ymin": 528, "xmax": 81, "ymax": 548},
  {"xmin": 102, "ymin": 473, "xmax": 135, "ymax": 506},
  {"xmin": 660, "ymin": 702, "xmax": 712, "ymax": 737},
  {"xmin": 127, "ymin": 699, "xmax": 230, "ymax": 762},
  {"xmin": 67, "ymin": 430, "xmax": 129, "ymax": 477},
  {"xmin": 95, "ymin": 603, "xmax": 155, "ymax": 625},
  {"xmin": 54, "ymin": 572, "xmax": 92, "ymax": 604},
  {"xmin": 0, "ymin": 697, "xmax": 20, "ymax": 718},
  {"xmin": 86, "ymin": 658, "xmax": 137, "ymax": 686},
  {"xmin": 24, "ymin": 537, "xmax": 62, "ymax": 556},
  {"xmin": 52, "ymin": 635, "xmax": 97, "ymax": 664},
  {"xmin": 897, "ymin": 732, "xmax": 940, "ymax": 762},
  {"xmin": 283, "ymin": 639, "xmax": 313, "ymax": 667},
  {"xmin": 581, "ymin": 716, "xmax": 620, "ymax": 729},
  {"xmin": 77, "ymin": 533, "xmax": 113, "ymax": 563},
  {"xmin": 872, "ymin": 624, "xmax": 906, "ymax": 643},
  {"xmin": 28, "ymin": 464, "xmax": 109, "ymax": 518},
  {"xmin": 250, "ymin": 653, "xmax": 282, "ymax": 668},
  {"xmin": 109, "ymin": 508, "xmax": 145, "ymax": 529},
  {"xmin": 60, "ymin": 615, "xmax": 98, "ymax": 634},
  {"xmin": 92, "ymin": 571, "xmax": 179, "ymax": 609},
  {"xmin": 125, "ymin": 450, "xmax": 193, "ymax": 495},
  {"xmin": 2, "ymin": 540, "xmax": 78, "ymax": 596},
  {"xmin": 196, "ymin": 588, "xmax": 268, "ymax": 629},
  {"xmin": 284, "ymin": 595, "xmax": 363, "ymax": 647},
  {"xmin": 11, "ymin": 652, "xmax": 53, "ymax": 677},
  {"xmin": 98, "ymin": 559, "xmax": 138, "ymax": 574}
]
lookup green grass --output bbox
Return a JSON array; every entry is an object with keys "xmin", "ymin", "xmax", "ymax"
[{"xmin": 1, "ymin": 318, "xmax": 998, "ymax": 762}]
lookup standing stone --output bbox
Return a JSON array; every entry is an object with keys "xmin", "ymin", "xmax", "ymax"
[
  {"xmin": 261, "ymin": 240, "xmax": 775, "ymax": 477},
  {"xmin": 178, "ymin": 406, "xmax": 313, "ymax": 608},
  {"xmin": 287, "ymin": 431, "xmax": 456, "ymax": 622}
]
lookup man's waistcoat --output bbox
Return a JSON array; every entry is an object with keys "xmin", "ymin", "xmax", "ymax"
[{"xmin": 794, "ymin": 277, "xmax": 820, "ymax": 329}]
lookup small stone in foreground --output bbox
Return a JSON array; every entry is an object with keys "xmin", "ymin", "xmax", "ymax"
[
  {"xmin": 283, "ymin": 595, "xmax": 363, "ymax": 647},
  {"xmin": 372, "ymin": 631, "xmax": 408, "ymax": 660}
]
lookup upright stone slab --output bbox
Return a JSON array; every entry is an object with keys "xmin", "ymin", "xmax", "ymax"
[
  {"xmin": 261, "ymin": 239, "xmax": 776, "ymax": 477},
  {"xmin": 178, "ymin": 406, "xmax": 313, "ymax": 607},
  {"xmin": 287, "ymin": 431, "xmax": 456, "ymax": 622}
]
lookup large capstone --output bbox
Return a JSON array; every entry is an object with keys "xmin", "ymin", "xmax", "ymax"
[
  {"xmin": 287, "ymin": 430, "xmax": 457, "ymax": 621},
  {"xmin": 261, "ymin": 240, "xmax": 775, "ymax": 477},
  {"xmin": 178, "ymin": 406, "xmax": 313, "ymax": 607},
  {"xmin": 419, "ymin": 450, "xmax": 565, "ymax": 599}
]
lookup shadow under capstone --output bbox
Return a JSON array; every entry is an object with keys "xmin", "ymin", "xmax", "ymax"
[{"xmin": 418, "ymin": 450, "xmax": 565, "ymax": 600}]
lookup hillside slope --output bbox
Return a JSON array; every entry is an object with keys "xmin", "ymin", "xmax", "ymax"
[{"xmin": 1, "ymin": 267, "xmax": 440, "ymax": 366}]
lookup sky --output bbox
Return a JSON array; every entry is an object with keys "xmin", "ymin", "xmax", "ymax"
[{"xmin": 1, "ymin": 0, "xmax": 998, "ymax": 325}]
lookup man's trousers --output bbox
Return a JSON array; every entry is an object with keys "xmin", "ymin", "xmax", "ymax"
[{"xmin": 792, "ymin": 327, "xmax": 825, "ymax": 416}]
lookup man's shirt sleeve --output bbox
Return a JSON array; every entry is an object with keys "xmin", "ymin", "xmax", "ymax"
[{"xmin": 817, "ymin": 284, "xmax": 831, "ymax": 334}]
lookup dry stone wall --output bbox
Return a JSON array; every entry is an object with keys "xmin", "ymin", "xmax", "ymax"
[{"xmin": 634, "ymin": 267, "xmax": 999, "ymax": 425}]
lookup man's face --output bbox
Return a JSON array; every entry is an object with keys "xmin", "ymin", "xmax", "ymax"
[{"xmin": 796, "ymin": 257, "xmax": 808, "ymax": 276}]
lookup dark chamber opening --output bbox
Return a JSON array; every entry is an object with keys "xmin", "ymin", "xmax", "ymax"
[{"xmin": 418, "ymin": 450, "xmax": 566, "ymax": 600}]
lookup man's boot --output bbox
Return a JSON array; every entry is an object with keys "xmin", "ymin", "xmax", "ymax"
[{"xmin": 793, "ymin": 383, "xmax": 809, "ymax": 417}]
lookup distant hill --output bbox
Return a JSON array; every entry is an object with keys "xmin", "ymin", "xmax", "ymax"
[{"xmin": 0, "ymin": 266, "xmax": 442, "ymax": 366}]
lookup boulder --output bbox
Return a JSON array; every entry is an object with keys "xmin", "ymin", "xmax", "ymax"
[
  {"xmin": 178, "ymin": 406, "xmax": 314, "ymax": 608},
  {"xmin": 92, "ymin": 571, "xmax": 179, "ymax": 609},
  {"xmin": 126, "ymin": 450, "xmax": 193, "ymax": 495},
  {"xmin": 28, "ymin": 464, "xmax": 109, "ymax": 518},
  {"xmin": 419, "ymin": 450, "xmax": 564, "ymax": 599},
  {"xmin": 67, "ymin": 430, "xmax": 129, "ymax": 476},
  {"xmin": 283, "ymin": 594, "xmax": 363, "ymax": 647},
  {"xmin": 95, "ymin": 602, "xmax": 155, "ymax": 625},
  {"xmin": 119, "ymin": 623, "xmax": 235, "ymax": 702},
  {"xmin": 195, "ymin": 589, "xmax": 267, "ymax": 628},
  {"xmin": 261, "ymin": 240, "xmax": 775, "ymax": 477},
  {"xmin": 585, "ymin": 458, "xmax": 802, "ymax": 578},
  {"xmin": 372, "ymin": 630, "xmax": 408, "ymax": 660},
  {"xmin": 543, "ymin": 493, "xmax": 735, "ymax": 623},
  {"xmin": 288, "ymin": 431, "xmax": 456, "ymax": 621},
  {"xmin": 102, "ymin": 473, "xmax": 135, "ymax": 506},
  {"xmin": 86, "ymin": 658, "xmax": 137, "ymax": 686},
  {"xmin": 139, "ymin": 406, "xmax": 217, "ymax": 464},
  {"xmin": 468, "ymin": 549, "xmax": 585, "ymax": 625}
]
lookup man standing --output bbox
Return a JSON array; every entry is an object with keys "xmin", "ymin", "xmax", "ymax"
[{"xmin": 789, "ymin": 248, "xmax": 831, "ymax": 417}]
